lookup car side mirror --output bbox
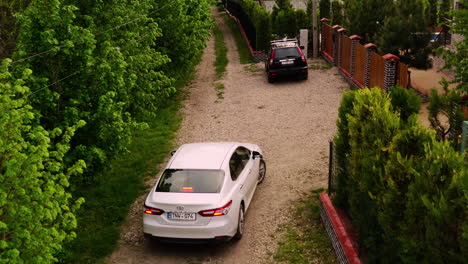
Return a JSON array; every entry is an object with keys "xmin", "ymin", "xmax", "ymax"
[
  {"xmin": 171, "ymin": 150, "xmax": 177, "ymax": 156},
  {"xmin": 300, "ymin": 46, "xmax": 305, "ymax": 49},
  {"xmin": 253, "ymin": 151, "xmax": 262, "ymax": 160}
]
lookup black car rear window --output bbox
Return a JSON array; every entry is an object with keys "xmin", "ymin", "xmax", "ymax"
[
  {"xmin": 156, "ymin": 169, "xmax": 224, "ymax": 193},
  {"xmin": 274, "ymin": 47, "xmax": 300, "ymax": 59}
]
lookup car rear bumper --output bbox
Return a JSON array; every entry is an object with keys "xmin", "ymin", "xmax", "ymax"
[
  {"xmin": 268, "ymin": 66, "xmax": 308, "ymax": 77},
  {"xmin": 143, "ymin": 214, "xmax": 237, "ymax": 239}
]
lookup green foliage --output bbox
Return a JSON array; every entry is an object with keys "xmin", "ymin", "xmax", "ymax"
[
  {"xmin": 319, "ymin": 0, "xmax": 331, "ymax": 20},
  {"xmin": 331, "ymin": 0, "xmax": 343, "ymax": 26},
  {"xmin": 271, "ymin": 3, "xmax": 309, "ymax": 39},
  {"xmin": 389, "ymin": 85, "xmax": 422, "ymax": 122},
  {"xmin": 438, "ymin": 0, "xmax": 452, "ymax": 23},
  {"xmin": 333, "ymin": 90, "xmax": 357, "ymax": 208},
  {"xmin": 436, "ymin": 0, "xmax": 467, "ymax": 92},
  {"xmin": 0, "ymin": 0, "xmax": 31, "ymax": 59},
  {"xmin": 378, "ymin": 0, "xmax": 432, "ymax": 69},
  {"xmin": 274, "ymin": 0, "xmax": 293, "ymax": 10},
  {"xmin": 240, "ymin": 0, "xmax": 271, "ymax": 51},
  {"xmin": 427, "ymin": 80, "xmax": 464, "ymax": 149},
  {"xmin": 344, "ymin": 0, "xmax": 393, "ymax": 43},
  {"xmin": 426, "ymin": 0, "xmax": 438, "ymax": 27},
  {"xmin": 152, "ymin": 0, "xmax": 214, "ymax": 80},
  {"xmin": 334, "ymin": 87, "xmax": 467, "ymax": 263},
  {"xmin": 0, "ymin": 60, "xmax": 84, "ymax": 263},
  {"xmin": 11, "ymin": 0, "xmax": 213, "ymax": 185}
]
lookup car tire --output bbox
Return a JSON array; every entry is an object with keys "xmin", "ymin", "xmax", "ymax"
[
  {"xmin": 258, "ymin": 159, "xmax": 266, "ymax": 184},
  {"xmin": 303, "ymin": 73, "xmax": 308, "ymax": 80},
  {"xmin": 233, "ymin": 204, "xmax": 245, "ymax": 240},
  {"xmin": 267, "ymin": 74, "xmax": 274, "ymax": 83}
]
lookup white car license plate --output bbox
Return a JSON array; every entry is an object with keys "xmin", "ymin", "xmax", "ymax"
[
  {"xmin": 167, "ymin": 212, "xmax": 196, "ymax": 221},
  {"xmin": 281, "ymin": 60, "xmax": 294, "ymax": 65}
]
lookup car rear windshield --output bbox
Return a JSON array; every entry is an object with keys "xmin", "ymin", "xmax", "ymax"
[
  {"xmin": 156, "ymin": 169, "xmax": 224, "ymax": 193},
  {"xmin": 274, "ymin": 47, "xmax": 300, "ymax": 59}
]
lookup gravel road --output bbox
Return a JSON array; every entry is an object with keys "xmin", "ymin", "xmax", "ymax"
[{"xmin": 107, "ymin": 7, "xmax": 348, "ymax": 264}]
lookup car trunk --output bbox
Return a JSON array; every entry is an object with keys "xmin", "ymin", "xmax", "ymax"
[{"xmin": 147, "ymin": 192, "xmax": 222, "ymax": 226}]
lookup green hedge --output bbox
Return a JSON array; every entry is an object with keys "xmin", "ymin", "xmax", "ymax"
[
  {"xmin": 239, "ymin": 0, "xmax": 271, "ymax": 51},
  {"xmin": 334, "ymin": 87, "xmax": 467, "ymax": 263}
]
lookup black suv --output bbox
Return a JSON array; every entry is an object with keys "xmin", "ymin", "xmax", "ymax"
[{"xmin": 265, "ymin": 38, "xmax": 308, "ymax": 83}]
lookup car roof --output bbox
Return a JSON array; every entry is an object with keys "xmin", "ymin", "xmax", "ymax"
[{"xmin": 168, "ymin": 142, "xmax": 238, "ymax": 170}]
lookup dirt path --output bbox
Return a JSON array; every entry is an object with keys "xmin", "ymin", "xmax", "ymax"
[{"xmin": 107, "ymin": 7, "xmax": 348, "ymax": 264}]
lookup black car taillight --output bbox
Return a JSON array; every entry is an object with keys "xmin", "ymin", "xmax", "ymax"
[{"xmin": 144, "ymin": 204, "xmax": 164, "ymax": 215}]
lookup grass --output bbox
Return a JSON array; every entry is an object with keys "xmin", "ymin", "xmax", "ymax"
[
  {"xmin": 223, "ymin": 15, "xmax": 254, "ymax": 64},
  {"xmin": 214, "ymin": 82, "xmax": 225, "ymax": 101},
  {"xmin": 308, "ymin": 58, "xmax": 333, "ymax": 70},
  {"xmin": 213, "ymin": 23, "xmax": 228, "ymax": 79},
  {"xmin": 273, "ymin": 189, "xmax": 338, "ymax": 264}
]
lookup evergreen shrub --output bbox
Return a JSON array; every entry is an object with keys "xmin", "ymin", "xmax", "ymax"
[{"xmin": 333, "ymin": 88, "xmax": 467, "ymax": 263}]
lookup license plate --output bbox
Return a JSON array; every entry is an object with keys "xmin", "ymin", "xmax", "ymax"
[
  {"xmin": 167, "ymin": 212, "xmax": 196, "ymax": 221},
  {"xmin": 281, "ymin": 60, "xmax": 294, "ymax": 65}
]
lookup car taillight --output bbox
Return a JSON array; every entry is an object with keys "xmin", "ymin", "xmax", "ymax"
[
  {"xmin": 297, "ymin": 47, "xmax": 306, "ymax": 63},
  {"xmin": 144, "ymin": 204, "xmax": 164, "ymax": 215},
  {"xmin": 269, "ymin": 50, "xmax": 275, "ymax": 67},
  {"xmin": 198, "ymin": 200, "xmax": 232, "ymax": 217}
]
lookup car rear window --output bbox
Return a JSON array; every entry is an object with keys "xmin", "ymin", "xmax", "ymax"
[
  {"xmin": 274, "ymin": 47, "xmax": 300, "ymax": 59},
  {"xmin": 156, "ymin": 169, "xmax": 224, "ymax": 193}
]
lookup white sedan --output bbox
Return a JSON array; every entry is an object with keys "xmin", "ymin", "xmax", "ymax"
[{"xmin": 143, "ymin": 142, "xmax": 266, "ymax": 243}]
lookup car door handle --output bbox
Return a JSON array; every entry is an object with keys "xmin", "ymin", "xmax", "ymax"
[{"xmin": 239, "ymin": 184, "xmax": 244, "ymax": 190}]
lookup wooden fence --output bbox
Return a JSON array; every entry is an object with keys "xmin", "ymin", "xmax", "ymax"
[
  {"xmin": 320, "ymin": 19, "xmax": 410, "ymax": 91},
  {"xmin": 354, "ymin": 43, "xmax": 366, "ymax": 86}
]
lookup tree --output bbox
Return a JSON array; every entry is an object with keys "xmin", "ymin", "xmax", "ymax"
[
  {"xmin": 0, "ymin": 60, "xmax": 85, "ymax": 263},
  {"xmin": 377, "ymin": 0, "xmax": 432, "ymax": 69},
  {"xmin": 427, "ymin": 81, "xmax": 464, "ymax": 149},
  {"xmin": 426, "ymin": 0, "xmax": 439, "ymax": 28},
  {"xmin": 438, "ymin": 0, "xmax": 452, "ymax": 23},
  {"xmin": 331, "ymin": 0, "xmax": 343, "ymax": 26},
  {"xmin": 13, "ymin": 0, "xmax": 172, "ymax": 183},
  {"xmin": 319, "ymin": 0, "xmax": 331, "ymax": 19},
  {"xmin": 0, "ymin": 0, "xmax": 31, "ymax": 59},
  {"xmin": 436, "ymin": 0, "xmax": 467, "ymax": 92},
  {"xmin": 344, "ymin": 0, "xmax": 393, "ymax": 42}
]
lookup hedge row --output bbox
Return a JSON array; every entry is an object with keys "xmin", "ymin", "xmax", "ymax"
[
  {"xmin": 229, "ymin": 0, "xmax": 310, "ymax": 51},
  {"xmin": 334, "ymin": 87, "xmax": 467, "ymax": 263}
]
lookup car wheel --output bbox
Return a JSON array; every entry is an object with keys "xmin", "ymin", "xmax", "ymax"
[
  {"xmin": 233, "ymin": 204, "xmax": 245, "ymax": 240},
  {"xmin": 258, "ymin": 159, "xmax": 266, "ymax": 184},
  {"xmin": 303, "ymin": 73, "xmax": 308, "ymax": 80},
  {"xmin": 267, "ymin": 74, "xmax": 274, "ymax": 83}
]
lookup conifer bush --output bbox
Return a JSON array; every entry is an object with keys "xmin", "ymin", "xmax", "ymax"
[{"xmin": 333, "ymin": 88, "xmax": 467, "ymax": 263}]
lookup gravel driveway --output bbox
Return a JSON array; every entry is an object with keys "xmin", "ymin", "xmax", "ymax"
[{"xmin": 107, "ymin": 7, "xmax": 348, "ymax": 264}]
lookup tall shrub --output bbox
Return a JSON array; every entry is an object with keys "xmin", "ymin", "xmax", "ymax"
[
  {"xmin": 334, "ymin": 87, "xmax": 467, "ymax": 263},
  {"xmin": 0, "ymin": 60, "xmax": 84, "ymax": 263},
  {"xmin": 241, "ymin": 0, "xmax": 271, "ymax": 50},
  {"xmin": 319, "ymin": 0, "xmax": 331, "ymax": 20}
]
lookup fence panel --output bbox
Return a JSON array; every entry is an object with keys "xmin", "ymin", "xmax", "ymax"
[
  {"xmin": 354, "ymin": 43, "xmax": 366, "ymax": 85},
  {"xmin": 370, "ymin": 52, "xmax": 385, "ymax": 89},
  {"xmin": 324, "ymin": 24, "xmax": 334, "ymax": 60},
  {"xmin": 341, "ymin": 35, "xmax": 351, "ymax": 74},
  {"xmin": 397, "ymin": 63, "xmax": 409, "ymax": 88}
]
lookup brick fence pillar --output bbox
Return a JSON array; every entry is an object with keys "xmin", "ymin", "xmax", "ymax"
[
  {"xmin": 320, "ymin": 18, "xmax": 330, "ymax": 52},
  {"xmin": 336, "ymin": 28, "xmax": 346, "ymax": 67},
  {"xmin": 332, "ymin": 25, "xmax": 342, "ymax": 65},
  {"xmin": 364, "ymin": 43, "xmax": 377, "ymax": 88},
  {"xmin": 349, "ymin": 35, "xmax": 362, "ymax": 77},
  {"xmin": 383, "ymin": 54, "xmax": 400, "ymax": 93}
]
